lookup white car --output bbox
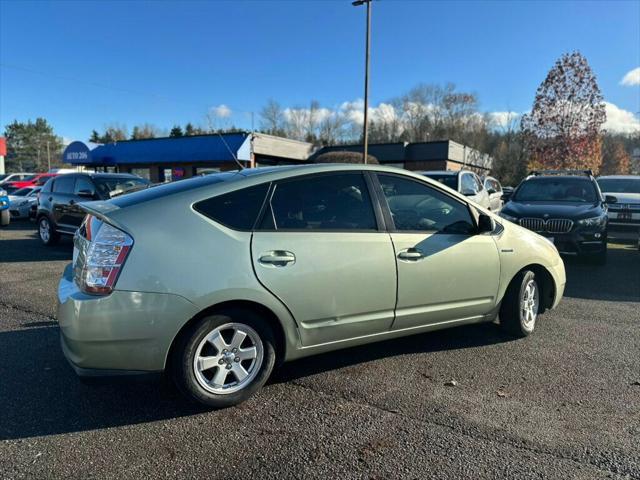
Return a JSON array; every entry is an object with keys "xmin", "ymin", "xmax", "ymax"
[
  {"xmin": 483, "ymin": 176, "xmax": 504, "ymax": 212},
  {"xmin": 422, "ymin": 170, "xmax": 492, "ymax": 210},
  {"xmin": 597, "ymin": 175, "xmax": 640, "ymax": 229},
  {"xmin": 0, "ymin": 172, "xmax": 34, "ymax": 185},
  {"xmin": 8, "ymin": 186, "xmax": 41, "ymax": 219}
]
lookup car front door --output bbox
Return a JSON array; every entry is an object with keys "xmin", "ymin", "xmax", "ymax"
[
  {"xmin": 251, "ymin": 171, "xmax": 397, "ymax": 347},
  {"xmin": 375, "ymin": 173, "xmax": 500, "ymax": 330},
  {"xmin": 71, "ymin": 177, "xmax": 97, "ymax": 227}
]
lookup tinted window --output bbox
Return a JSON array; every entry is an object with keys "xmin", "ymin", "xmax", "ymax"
[
  {"xmin": 264, "ymin": 173, "xmax": 377, "ymax": 230},
  {"xmin": 514, "ymin": 178, "xmax": 597, "ymax": 203},
  {"xmin": 53, "ymin": 176, "xmax": 75, "ymax": 194},
  {"xmin": 12, "ymin": 187, "xmax": 35, "ymax": 197},
  {"xmin": 597, "ymin": 178, "xmax": 640, "ymax": 194},
  {"xmin": 378, "ymin": 174, "xmax": 475, "ymax": 234},
  {"xmin": 194, "ymin": 183, "xmax": 269, "ymax": 230},
  {"xmin": 74, "ymin": 177, "xmax": 96, "ymax": 195},
  {"xmin": 423, "ymin": 173, "xmax": 458, "ymax": 190},
  {"xmin": 94, "ymin": 176, "xmax": 150, "ymax": 198}
]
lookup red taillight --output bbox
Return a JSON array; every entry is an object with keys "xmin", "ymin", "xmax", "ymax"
[{"xmin": 75, "ymin": 219, "xmax": 133, "ymax": 295}]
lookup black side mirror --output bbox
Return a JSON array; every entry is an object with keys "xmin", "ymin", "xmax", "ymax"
[
  {"xmin": 605, "ymin": 195, "xmax": 617, "ymax": 204},
  {"xmin": 77, "ymin": 189, "xmax": 96, "ymax": 199},
  {"xmin": 477, "ymin": 213, "xmax": 494, "ymax": 233},
  {"xmin": 487, "ymin": 188, "xmax": 497, "ymax": 195},
  {"xmin": 461, "ymin": 188, "xmax": 476, "ymax": 196}
]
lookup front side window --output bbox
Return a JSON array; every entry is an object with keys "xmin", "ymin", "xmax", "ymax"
[
  {"xmin": 74, "ymin": 177, "xmax": 96, "ymax": 196},
  {"xmin": 194, "ymin": 183, "xmax": 269, "ymax": 230},
  {"xmin": 263, "ymin": 173, "xmax": 377, "ymax": 230},
  {"xmin": 94, "ymin": 176, "xmax": 150, "ymax": 198},
  {"xmin": 53, "ymin": 176, "xmax": 75, "ymax": 194},
  {"xmin": 378, "ymin": 174, "xmax": 475, "ymax": 234},
  {"xmin": 461, "ymin": 173, "xmax": 478, "ymax": 194}
]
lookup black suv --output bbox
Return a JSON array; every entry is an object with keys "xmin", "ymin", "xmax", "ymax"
[
  {"xmin": 37, "ymin": 173, "xmax": 150, "ymax": 245},
  {"xmin": 499, "ymin": 170, "xmax": 616, "ymax": 264}
]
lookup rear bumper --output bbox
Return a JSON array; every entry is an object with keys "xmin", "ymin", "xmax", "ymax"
[{"xmin": 57, "ymin": 263, "xmax": 199, "ymax": 376}]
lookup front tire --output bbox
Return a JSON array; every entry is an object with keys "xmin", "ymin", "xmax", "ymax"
[
  {"xmin": 0, "ymin": 209, "xmax": 9, "ymax": 227},
  {"xmin": 38, "ymin": 216, "xmax": 60, "ymax": 246},
  {"xmin": 172, "ymin": 309, "xmax": 276, "ymax": 408},
  {"xmin": 499, "ymin": 270, "xmax": 539, "ymax": 337}
]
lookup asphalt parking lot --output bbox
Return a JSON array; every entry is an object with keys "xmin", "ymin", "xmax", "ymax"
[{"xmin": 0, "ymin": 221, "xmax": 639, "ymax": 479}]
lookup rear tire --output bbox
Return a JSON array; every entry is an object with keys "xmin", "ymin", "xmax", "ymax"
[
  {"xmin": 499, "ymin": 270, "xmax": 539, "ymax": 337},
  {"xmin": 172, "ymin": 309, "xmax": 276, "ymax": 408},
  {"xmin": 0, "ymin": 209, "xmax": 9, "ymax": 227},
  {"xmin": 38, "ymin": 216, "xmax": 60, "ymax": 246}
]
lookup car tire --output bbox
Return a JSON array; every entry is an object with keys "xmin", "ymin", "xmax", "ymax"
[
  {"xmin": 172, "ymin": 309, "xmax": 276, "ymax": 408},
  {"xmin": 0, "ymin": 209, "xmax": 9, "ymax": 227},
  {"xmin": 38, "ymin": 216, "xmax": 60, "ymax": 246},
  {"xmin": 499, "ymin": 270, "xmax": 539, "ymax": 338}
]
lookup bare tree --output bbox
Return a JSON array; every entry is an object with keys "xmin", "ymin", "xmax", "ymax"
[{"xmin": 260, "ymin": 99, "xmax": 286, "ymax": 136}]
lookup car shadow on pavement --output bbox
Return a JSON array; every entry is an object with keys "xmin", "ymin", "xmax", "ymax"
[
  {"xmin": 0, "ymin": 323, "xmax": 207, "ymax": 441},
  {"xmin": 0, "ymin": 222, "xmax": 73, "ymax": 263},
  {"xmin": 0, "ymin": 321, "xmax": 515, "ymax": 441},
  {"xmin": 272, "ymin": 322, "xmax": 514, "ymax": 385},
  {"xmin": 562, "ymin": 245, "xmax": 640, "ymax": 302}
]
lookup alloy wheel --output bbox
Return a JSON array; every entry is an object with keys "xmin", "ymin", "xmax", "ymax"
[
  {"xmin": 521, "ymin": 279, "xmax": 539, "ymax": 329},
  {"xmin": 39, "ymin": 218, "xmax": 50, "ymax": 243},
  {"xmin": 193, "ymin": 322, "xmax": 264, "ymax": 395}
]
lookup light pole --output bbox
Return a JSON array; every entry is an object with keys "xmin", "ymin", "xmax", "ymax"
[{"xmin": 352, "ymin": 0, "xmax": 372, "ymax": 164}]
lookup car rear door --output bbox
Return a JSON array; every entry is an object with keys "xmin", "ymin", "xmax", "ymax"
[
  {"xmin": 251, "ymin": 171, "xmax": 397, "ymax": 347},
  {"xmin": 374, "ymin": 173, "xmax": 500, "ymax": 330},
  {"xmin": 49, "ymin": 176, "xmax": 77, "ymax": 230},
  {"xmin": 71, "ymin": 176, "xmax": 97, "ymax": 227}
]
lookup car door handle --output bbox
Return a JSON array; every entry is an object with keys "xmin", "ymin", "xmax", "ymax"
[
  {"xmin": 397, "ymin": 248, "xmax": 424, "ymax": 261},
  {"xmin": 259, "ymin": 251, "xmax": 296, "ymax": 267}
]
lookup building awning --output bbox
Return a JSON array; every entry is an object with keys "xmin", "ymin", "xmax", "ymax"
[{"xmin": 63, "ymin": 133, "xmax": 251, "ymax": 166}]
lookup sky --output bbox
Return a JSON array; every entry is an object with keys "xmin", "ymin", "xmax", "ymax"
[{"xmin": 0, "ymin": 0, "xmax": 639, "ymax": 143}]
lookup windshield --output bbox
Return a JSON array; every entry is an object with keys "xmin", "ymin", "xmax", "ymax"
[
  {"xmin": 513, "ymin": 178, "xmax": 598, "ymax": 203},
  {"xmin": 94, "ymin": 176, "xmax": 151, "ymax": 198},
  {"xmin": 0, "ymin": 174, "xmax": 8, "ymax": 181},
  {"xmin": 423, "ymin": 173, "xmax": 458, "ymax": 190},
  {"xmin": 597, "ymin": 178, "xmax": 640, "ymax": 194},
  {"xmin": 12, "ymin": 187, "xmax": 35, "ymax": 196}
]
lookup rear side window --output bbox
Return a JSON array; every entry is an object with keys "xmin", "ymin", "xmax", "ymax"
[
  {"xmin": 262, "ymin": 173, "xmax": 377, "ymax": 231},
  {"xmin": 194, "ymin": 183, "xmax": 269, "ymax": 230},
  {"xmin": 53, "ymin": 176, "xmax": 75, "ymax": 194}
]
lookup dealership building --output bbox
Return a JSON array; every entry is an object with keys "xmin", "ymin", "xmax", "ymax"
[
  {"xmin": 63, "ymin": 132, "xmax": 314, "ymax": 182},
  {"xmin": 63, "ymin": 133, "xmax": 492, "ymax": 180}
]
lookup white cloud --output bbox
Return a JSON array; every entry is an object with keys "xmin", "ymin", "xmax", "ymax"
[
  {"xmin": 488, "ymin": 111, "xmax": 520, "ymax": 128},
  {"xmin": 620, "ymin": 67, "xmax": 640, "ymax": 86},
  {"xmin": 212, "ymin": 104, "xmax": 232, "ymax": 118},
  {"xmin": 604, "ymin": 102, "xmax": 640, "ymax": 134}
]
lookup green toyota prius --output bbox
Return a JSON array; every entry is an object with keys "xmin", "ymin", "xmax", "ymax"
[{"xmin": 57, "ymin": 164, "xmax": 565, "ymax": 407}]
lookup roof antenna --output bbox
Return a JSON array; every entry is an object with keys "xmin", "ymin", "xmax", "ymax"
[{"xmin": 216, "ymin": 131, "xmax": 245, "ymax": 170}]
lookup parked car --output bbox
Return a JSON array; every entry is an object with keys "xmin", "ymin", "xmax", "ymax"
[
  {"xmin": 58, "ymin": 164, "xmax": 566, "ymax": 407},
  {"xmin": 0, "ymin": 172, "xmax": 34, "ymax": 185},
  {"xmin": 596, "ymin": 175, "xmax": 640, "ymax": 230},
  {"xmin": 0, "ymin": 188, "xmax": 10, "ymax": 226},
  {"xmin": 37, "ymin": 173, "xmax": 150, "ymax": 245},
  {"xmin": 421, "ymin": 170, "xmax": 492, "ymax": 209},
  {"xmin": 500, "ymin": 170, "xmax": 614, "ymax": 264},
  {"xmin": 483, "ymin": 176, "xmax": 504, "ymax": 212},
  {"xmin": 7, "ymin": 186, "xmax": 41, "ymax": 220},
  {"xmin": 5, "ymin": 172, "xmax": 57, "ymax": 192}
]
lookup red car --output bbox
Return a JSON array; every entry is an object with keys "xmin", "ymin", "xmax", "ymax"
[{"xmin": 5, "ymin": 173, "xmax": 57, "ymax": 191}]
